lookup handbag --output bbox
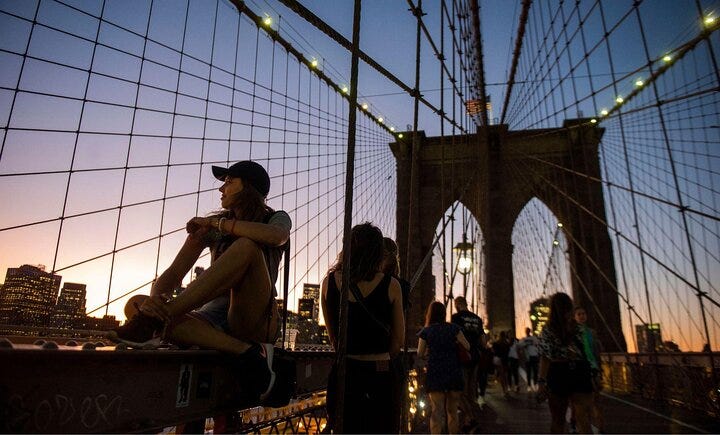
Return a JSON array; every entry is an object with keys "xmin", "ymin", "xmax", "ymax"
[{"xmin": 457, "ymin": 342, "xmax": 471, "ymax": 363}]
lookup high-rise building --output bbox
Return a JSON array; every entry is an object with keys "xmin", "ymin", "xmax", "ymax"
[
  {"xmin": 636, "ymin": 323, "xmax": 663, "ymax": 353},
  {"xmin": 303, "ymin": 283, "xmax": 320, "ymax": 300},
  {"xmin": 529, "ymin": 297, "xmax": 550, "ymax": 335},
  {"xmin": 298, "ymin": 298, "xmax": 315, "ymax": 320},
  {"xmin": 0, "ymin": 265, "xmax": 62, "ymax": 327},
  {"xmin": 302, "ymin": 283, "xmax": 320, "ymax": 322},
  {"xmin": 86, "ymin": 315, "xmax": 121, "ymax": 331},
  {"xmin": 51, "ymin": 282, "xmax": 87, "ymax": 329}
]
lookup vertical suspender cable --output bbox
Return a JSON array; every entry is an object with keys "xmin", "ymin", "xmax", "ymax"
[
  {"xmin": 406, "ymin": 0, "xmax": 423, "ymax": 279},
  {"xmin": 334, "ymin": 0, "xmax": 362, "ymax": 432}
]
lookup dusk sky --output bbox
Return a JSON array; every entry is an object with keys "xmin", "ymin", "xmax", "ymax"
[{"xmin": 1, "ymin": 0, "xmax": 718, "ymax": 351}]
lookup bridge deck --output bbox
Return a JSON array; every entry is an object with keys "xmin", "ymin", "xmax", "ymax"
[{"xmin": 464, "ymin": 381, "xmax": 720, "ymax": 434}]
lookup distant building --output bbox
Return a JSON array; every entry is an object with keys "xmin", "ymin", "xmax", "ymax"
[
  {"xmin": 0, "ymin": 265, "xmax": 62, "ymax": 327},
  {"xmin": 276, "ymin": 298, "xmax": 288, "ymax": 316},
  {"xmin": 51, "ymin": 283, "xmax": 87, "ymax": 329},
  {"xmin": 86, "ymin": 315, "xmax": 120, "ymax": 331},
  {"xmin": 302, "ymin": 283, "xmax": 320, "ymax": 322},
  {"xmin": 636, "ymin": 323, "xmax": 663, "ymax": 353},
  {"xmin": 529, "ymin": 297, "xmax": 550, "ymax": 334},
  {"xmin": 318, "ymin": 324, "xmax": 330, "ymax": 345},
  {"xmin": 298, "ymin": 298, "xmax": 316, "ymax": 321}
]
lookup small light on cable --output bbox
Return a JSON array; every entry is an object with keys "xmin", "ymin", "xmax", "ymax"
[
  {"xmin": 377, "ymin": 117, "xmax": 384, "ymax": 123},
  {"xmin": 704, "ymin": 15, "xmax": 716, "ymax": 27},
  {"xmin": 398, "ymin": 133, "xmax": 404, "ymax": 138},
  {"xmin": 615, "ymin": 96, "xmax": 624, "ymax": 104},
  {"xmin": 263, "ymin": 15, "xmax": 272, "ymax": 26},
  {"xmin": 311, "ymin": 58, "xmax": 318, "ymax": 68},
  {"xmin": 553, "ymin": 240, "xmax": 560, "ymax": 246},
  {"xmin": 342, "ymin": 86, "xmax": 349, "ymax": 94},
  {"xmin": 600, "ymin": 109, "xmax": 609, "ymax": 116},
  {"xmin": 635, "ymin": 78, "xmax": 645, "ymax": 87},
  {"xmin": 390, "ymin": 126, "xmax": 395, "ymax": 132},
  {"xmin": 662, "ymin": 54, "xmax": 672, "ymax": 63},
  {"xmin": 361, "ymin": 103, "xmax": 368, "ymax": 110},
  {"xmin": 557, "ymin": 222, "xmax": 563, "ymax": 228},
  {"xmin": 590, "ymin": 118, "xmax": 597, "ymax": 124}
]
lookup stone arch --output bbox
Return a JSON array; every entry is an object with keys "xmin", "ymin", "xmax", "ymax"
[
  {"xmin": 391, "ymin": 120, "xmax": 626, "ymax": 351},
  {"xmin": 511, "ymin": 197, "xmax": 570, "ymax": 333}
]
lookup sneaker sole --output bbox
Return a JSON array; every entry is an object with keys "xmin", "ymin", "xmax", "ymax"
[
  {"xmin": 258, "ymin": 343, "xmax": 276, "ymax": 401},
  {"xmin": 261, "ymin": 348, "xmax": 296, "ymax": 408},
  {"xmin": 107, "ymin": 332, "xmax": 162, "ymax": 350}
]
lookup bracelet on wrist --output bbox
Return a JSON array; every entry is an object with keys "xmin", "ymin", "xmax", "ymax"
[{"xmin": 217, "ymin": 217, "xmax": 226, "ymax": 233}]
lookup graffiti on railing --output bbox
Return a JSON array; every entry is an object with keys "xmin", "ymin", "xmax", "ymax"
[{"xmin": 6, "ymin": 393, "xmax": 131, "ymax": 432}]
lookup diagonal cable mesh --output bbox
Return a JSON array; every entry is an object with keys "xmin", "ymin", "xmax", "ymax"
[{"xmin": 0, "ymin": 0, "xmax": 399, "ymax": 322}]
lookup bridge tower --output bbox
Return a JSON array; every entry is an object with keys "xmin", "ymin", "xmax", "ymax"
[{"xmin": 391, "ymin": 119, "xmax": 627, "ymax": 352}]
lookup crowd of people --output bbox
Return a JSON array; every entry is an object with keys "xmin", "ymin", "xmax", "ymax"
[
  {"xmin": 415, "ymin": 293, "xmax": 605, "ymax": 434},
  {"xmin": 109, "ymin": 160, "xmax": 605, "ymax": 434}
]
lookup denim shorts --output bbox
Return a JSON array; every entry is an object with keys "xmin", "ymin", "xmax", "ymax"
[{"xmin": 190, "ymin": 294, "xmax": 230, "ymax": 332}]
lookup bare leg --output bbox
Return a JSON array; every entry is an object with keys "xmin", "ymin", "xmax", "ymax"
[
  {"xmin": 167, "ymin": 237, "xmax": 278, "ymax": 347},
  {"xmin": 428, "ymin": 392, "xmax": 446, "ymax": 434},
  {"xmin": 548, "ymin": 393, "xmax": 569, "ymax": 433},
  {"xmin": 570, "ymin": 392, "xmax": 593, "ymax": 434},
  {"xmin": 167, "ymin": 237, "xmax": 264, "ymax": 318},
  {"xmin": 446, "ymin": 391, "xmax": 461, "ymax": 434},
  {"xmin": 169, "ymin": 317, "xmax": 252, "ymax": 354}
]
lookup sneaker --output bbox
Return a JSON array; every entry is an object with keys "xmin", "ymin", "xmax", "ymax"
[
  {"xmin": 108, "ymin": 312, "xmax": 163, "ymax": 348},
  {"xmin": 239, "ymin": 343, "xmax": 276, "ymax": 401}
]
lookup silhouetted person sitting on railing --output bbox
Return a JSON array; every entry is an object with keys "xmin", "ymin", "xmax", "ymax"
[{"xmin": 109, "ymin": 160, "xmax": 292, "ymax": 403}]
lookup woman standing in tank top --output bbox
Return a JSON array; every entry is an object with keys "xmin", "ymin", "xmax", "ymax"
[{"xmin": 321, "ymin": 222, "xmax": 405, "ymax": 433}]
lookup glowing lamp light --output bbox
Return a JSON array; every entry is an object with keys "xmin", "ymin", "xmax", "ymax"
[
  {"xmin": 419, "ymin": 400, "xmax": 426, "ymax": 409},
  {"xmin": 615, "ymin": 96, "xmax": 624, "ymax": 104},
  {"xmin": 341, "ymin": 86, "xmax": 349, "ymax": 94},
  {"xmin": 553, "ymin": 240, "xmax": 560, "ymax": 246},
  {"xmin": 590, "ymin": 118, "xmax": 597, "ymax": 124},
  {"xmin": 361, "ymin": 103, "xmax": 368, "ymax": 110},
  {"xmin": 454, "ymin": 240, "xmax": 474, "ymax": 275},
  {"xmin": 635, "ymin": 79, "xmax": 645, "ymax": 87},
  {"xmin": 600, "ymin": 109, "xmax": 609, "ymax": 116},
  {"xmin": 311, "ymin": 58, "xmax": 318, "ymax": 68},
  {"xmin": 377, "ymin": 117, "xmax": 384, "ymax": 123},
  {"xmin": 704, "ymin": 15, "xmax": 716, "ymax": 26},
  {"xmin": 263, "ymin": 15, "xmax": 272, "ymax": 26},
  {"xmin": 390, "ymin": 126, "xmax": 396, "ymax": 132},
  {"xmin": 398, "ymin": 133, "xmax": 404, "ymax": 138},
  {"xmin": 557, "ymin": 222, "xmax": 563, "ymax": 228},
  {"xmin": 662, "ymin": 54, "xmax": 672, "ymax": 63},
  {"xmin": 410, "ymin": 407, "xmax": 417, "ymax": 414},
  {"xmin": 530, "ymin": 314, "xmax": 537, "ymax": 321}
]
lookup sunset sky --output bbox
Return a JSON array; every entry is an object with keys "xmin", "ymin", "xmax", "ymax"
[{"xmin": 1, "ymin": 0, "xmax": 718, "ymax": 351}]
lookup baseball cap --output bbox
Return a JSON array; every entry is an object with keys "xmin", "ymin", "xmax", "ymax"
[{"xmin": 211, "ymin": 161, "xmax": 270, "ymax": 197}]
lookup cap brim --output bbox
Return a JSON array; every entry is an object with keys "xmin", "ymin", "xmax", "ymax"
[{"xmin": 211, "ymin": 165, "xmax": 228, "ymax": 181}]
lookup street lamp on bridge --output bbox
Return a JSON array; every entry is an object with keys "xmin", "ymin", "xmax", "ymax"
[{"xmin": 454, "ymin": 234, "xmax": 474, "ymax": 298}]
